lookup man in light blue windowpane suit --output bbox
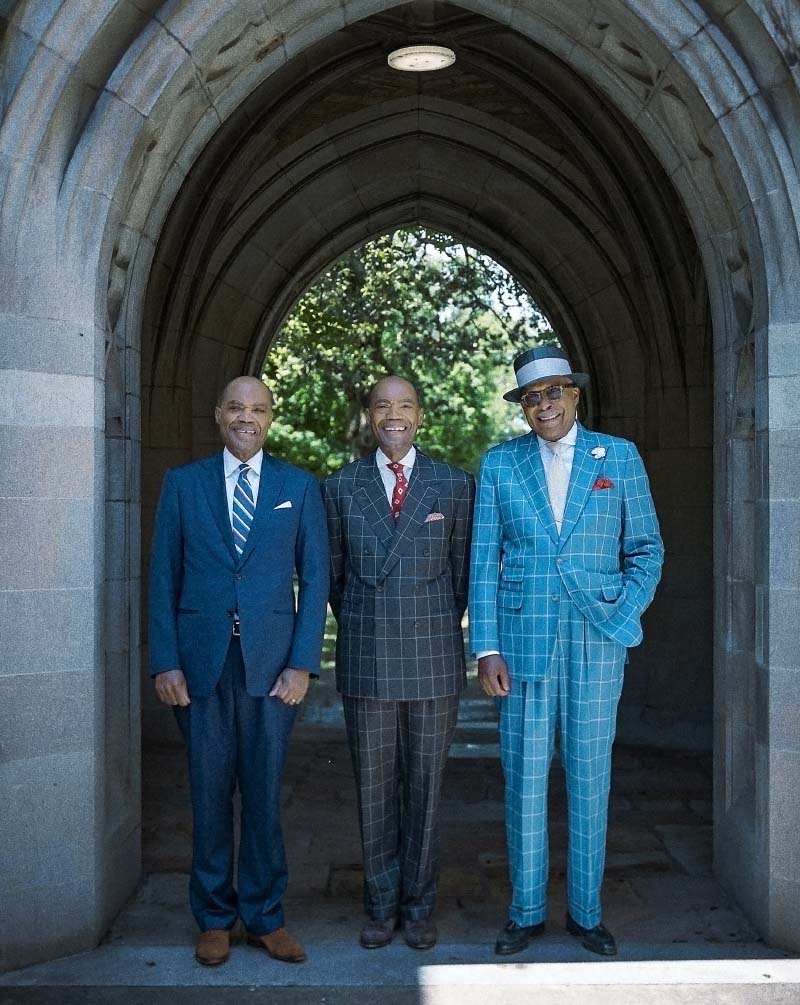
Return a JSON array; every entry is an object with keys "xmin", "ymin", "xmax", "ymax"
[{"xmin": 469, "ymin": 347, "xmax": 663, "ymax": 957}]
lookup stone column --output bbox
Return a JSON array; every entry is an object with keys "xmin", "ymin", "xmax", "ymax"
[
  {"xmin": 0, "ymin": 324, "xmax": 108, "ymax": 967},
  {"xmin": 757, "ymin": 322, "xmax": 800, "ymax": 946},
  {"xmin": 715, "ymin": 318, "xmax": 800, "ymax": 952},
  {"xmin": 714, "ymin": 335, "xmax": 759, "ymax": 931}
]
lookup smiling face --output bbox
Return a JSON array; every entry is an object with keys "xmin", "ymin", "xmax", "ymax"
[
  {"xmin": 366, "ymin": 376, "xmax": 424, "ymax": 462},
  {"xmin": 520, "ymin": 375, "xmax": 580, "ymax": 442},
  {"xmin": 215, "ymin": 377, "xmax": 273, "ymax": 461}
]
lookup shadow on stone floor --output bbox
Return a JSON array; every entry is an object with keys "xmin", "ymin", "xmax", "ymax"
[{"xmin": 135, "ymin": 669, "xmax": 771, "ymax": 957}]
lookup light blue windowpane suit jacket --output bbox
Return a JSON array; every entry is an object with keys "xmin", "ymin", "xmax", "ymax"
[{"xmin": 469, "ymin": 424, "xmax": 664, "ymax": 678}]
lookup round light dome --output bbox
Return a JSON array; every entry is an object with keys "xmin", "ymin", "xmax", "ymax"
[{"xmin": 387, "ymin": 45, "xmax": 456, "ymax": 72}]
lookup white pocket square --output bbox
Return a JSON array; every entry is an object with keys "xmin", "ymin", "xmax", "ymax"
[
  {"xmin": 424, "ymin": 511, "xmax": 445, "ymax": 522},
  {"xmin": 274, "ymin": 500, "xmax": 292, "ymax": 510}
]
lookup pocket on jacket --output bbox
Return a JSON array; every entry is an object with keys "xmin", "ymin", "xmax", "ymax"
[
  {"xmin": 500, "ymin": 566, "xmax": 524, "ymax": 584},
  {"xmin": 600, "ymin": 576, "xmax": 624, "ymax": 602},
  {"xmin": 497, "ymin": 589, "xmax": 523, "ymax": 610}
]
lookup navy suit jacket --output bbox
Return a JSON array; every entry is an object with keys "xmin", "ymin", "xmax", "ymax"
[{"xmin": 149, "ymin": 450, "xmax": 329, "ymax": 697}]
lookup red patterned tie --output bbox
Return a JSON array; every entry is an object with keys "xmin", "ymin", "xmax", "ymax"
[{"xmin": 387, "ymin": 461, "xmax": 408, "ymax": 520}]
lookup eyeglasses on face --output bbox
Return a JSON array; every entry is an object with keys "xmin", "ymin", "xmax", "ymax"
[{"xmin": 519, "ymin": 383, "xmax": 576, "ymax": 408}]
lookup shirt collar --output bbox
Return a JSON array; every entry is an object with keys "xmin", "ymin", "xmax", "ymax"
[
  {"xmin": 537, "ymin": 422, "xmax": 578, "ymax": 451},
  {"xmin": 223, "ymin": 446, "xmax": 263, "ymax": 478},
  {"xmin": 376, "ymin": 445, "xmax": 416, "ymax": 470}
]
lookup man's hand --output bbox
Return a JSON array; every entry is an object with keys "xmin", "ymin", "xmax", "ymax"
[
  {"xmin": 269, "ymin": 667, "xmax": 311, "ymax": 706},
  {"xmin": 478, "ymin": 654, "xmax": 511, "ymax": 697},
  {"xmin": 155, "ymin": 669, "xmax": 191, "ymax": 706}
]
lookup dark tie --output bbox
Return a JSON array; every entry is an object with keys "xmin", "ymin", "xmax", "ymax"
[
  {"xmin": 387, "ymin": 461, "xmax": 408, "ymax": 521},
  {"xmin": 232, "ymin": 463, "xmax": 255, "ymax": 555}
]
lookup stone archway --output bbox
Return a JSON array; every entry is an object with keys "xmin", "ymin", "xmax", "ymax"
[
  {"xmin": 1, "ymin": 0, "xmax": 798, "ymax": 970},
  {"xmin": 138, "ymin": 11, "xmax": 711, "ymax": 757}
]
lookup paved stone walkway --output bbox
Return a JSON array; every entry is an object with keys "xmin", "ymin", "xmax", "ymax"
[
  {"xmin": 136, "ymin": 673, "xmax": 764, "ymax": 954},
  {"xmin": 3, "ymin": 670, "xmax": 798, "ymax": 1001}
]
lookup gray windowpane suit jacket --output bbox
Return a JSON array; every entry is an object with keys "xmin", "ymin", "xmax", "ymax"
[{"xmin": 323, "ymin": 450, "xmax": 475, "ymax": 700}]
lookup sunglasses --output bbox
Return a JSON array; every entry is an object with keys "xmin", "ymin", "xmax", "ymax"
[{"xmin": 519, "ymin": 383, "xmax": 577, "ymax": 408}]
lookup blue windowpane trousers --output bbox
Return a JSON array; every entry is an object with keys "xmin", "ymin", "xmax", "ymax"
[{"xmin": 499, "ymin": 602, "xmax": 625, "ymax": 929}]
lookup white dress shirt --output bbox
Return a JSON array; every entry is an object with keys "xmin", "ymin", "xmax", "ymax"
[
  {"xmin": 223, "ymin": 447, "xmax": 263, "ymax": 526},
  {"xmin": 537, "ymin": 421, "xmax": 578, "ymax": 483},
  {"xmin": 477, "ymin": 423, "xmax": 578, "ymax": 661},
  {"xmin": 376, "ymin": 445, "xmax": 416, "ymax": 503}
]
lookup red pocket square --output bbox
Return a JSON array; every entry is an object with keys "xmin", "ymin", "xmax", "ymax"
[{"xmin": 593, "ymin": 477, "xmax": 614, "ymax": 490}]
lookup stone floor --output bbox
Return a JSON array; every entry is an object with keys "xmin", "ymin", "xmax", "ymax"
[
  {"xmin": 133, "ymin": 670, "xmax": 765, "ymax": 955},
  {"xmin": 3, "ymin": 668, "xmax": 798, "ymax": 1002}
]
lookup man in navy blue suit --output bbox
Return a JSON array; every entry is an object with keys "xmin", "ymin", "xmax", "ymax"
[{"xmin": 149, "ymin": 376, "xmax": 329, "ymax": 966}]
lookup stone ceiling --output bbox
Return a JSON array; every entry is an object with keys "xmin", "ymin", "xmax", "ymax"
[{"xmin": 140, "ymin": 2, "xmax": 707, "ymax": 454}]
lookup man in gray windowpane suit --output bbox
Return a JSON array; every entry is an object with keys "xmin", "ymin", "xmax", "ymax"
[{"xmin": 323, "ymin": 375, "xmax": 475, "ymax": 951}]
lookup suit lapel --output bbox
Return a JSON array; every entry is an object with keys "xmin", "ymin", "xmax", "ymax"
[
  {"xmin": 201, "ymin": 453, "xmax": 239, "ymax": 562},
  {"xmin": 238, "ymin": 452, "xmax": 286, "ymax": 566},
  {"xmin": 378, "ymin": 451, "xmax": 439, "ymax": 581},
  {"xmin": 558, "ymin": 425, "xmax": 602, "ymax": 548},
  {"xmin": 512, "ymin": 434, "xmax": 559, "ymax": 545},
  {"xmin": 354, "ymin": 455, "xmax": 396, "ymax": 547}
]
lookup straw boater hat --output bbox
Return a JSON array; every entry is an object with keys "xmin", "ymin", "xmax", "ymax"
[{"xmin": 503, "ymin": 347, "xmax": 590, "ymax": 402}]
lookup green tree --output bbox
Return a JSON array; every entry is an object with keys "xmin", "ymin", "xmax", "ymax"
[{"xmin": 264, "ymin": 227, "xmax": 556, "ymax": 477}]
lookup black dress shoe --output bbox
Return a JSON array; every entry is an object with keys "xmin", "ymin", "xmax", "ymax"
[
  {"xmin": 403, "ymin": 917, "xmax": 437, "ymax": 950},
  {"xmin": 360, "ymin": 916, "xmax": 398, "ymax": 949},
  {"xmin": 565, "ymin": 913, "xmax": 617, "ymax": 956},
  {"xmin": 494, "ymin": 919, "xmax": 545, "ymax": 955}
]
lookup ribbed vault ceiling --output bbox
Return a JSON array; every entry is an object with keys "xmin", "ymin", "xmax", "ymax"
[{"xmin": 142, "ymin": 2, "xmax": 708, "ymax": 449}]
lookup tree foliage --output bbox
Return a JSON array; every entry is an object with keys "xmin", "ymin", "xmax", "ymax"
[{"xmin": 263, "ymin": 227, "xmax": 556, "ymax": 477}]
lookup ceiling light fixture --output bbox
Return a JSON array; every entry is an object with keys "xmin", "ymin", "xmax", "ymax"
[{"xmin": 387, "ymin": 45, "xmax": 456, "ymax": 72}]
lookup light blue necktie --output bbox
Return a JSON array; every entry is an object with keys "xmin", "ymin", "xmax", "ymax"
[{"xmin": 232, "ymin": 463, "xmax": 255, "ymax": 556}]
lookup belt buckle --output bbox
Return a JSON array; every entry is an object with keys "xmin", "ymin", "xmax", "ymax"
[{"xmin": 232, "ymin": 619, "xmax": 241, "ymax": 637}]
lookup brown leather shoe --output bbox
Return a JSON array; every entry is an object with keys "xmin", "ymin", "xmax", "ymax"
[
  {"xmin": 195, "ymin": 929, "xmax": 230, "ymax": 966},
  {"xmin": 404, "ymin": 917, "xmax": 437, "ymax": 950},
  {"xmin": 246, "ymin": 927, "xmax": 307, "ymax": 963},
  {"xmin": 360, "ymin": 916, "xmax": 398, "ymax": 949}
]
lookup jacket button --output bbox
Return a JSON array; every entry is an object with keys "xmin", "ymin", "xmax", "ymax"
[
  {"xmin": 235, "ymin": 574, "xmax": 243, "ymax": 581},
  {"xmin": 376, "ymin": 584, "xmax": 384, "ymax": 591},
  {"xmin": 422, "ymin": 548, "xmax": 429, "ymax": 556},
  {"xmin": 551, "ymin": 594, "xmax": 559, "ymax": 602}
]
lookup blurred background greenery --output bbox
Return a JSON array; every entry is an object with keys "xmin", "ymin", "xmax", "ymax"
[{"xmin": 263, "ymin": 226, "xmax": 558, "ymax": 477}]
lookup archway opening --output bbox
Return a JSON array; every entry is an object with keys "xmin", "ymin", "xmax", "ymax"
[
  {"xmin": 138, "ymin": 206, "xmax": 720, "ymax": 949},
  {"xmin": 139, "ymin": 3, "xmax": 714, "ymax": 834},
  {"xmin": 133, "ymin": 0, "xmax": 718, "ymax": 947}
]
